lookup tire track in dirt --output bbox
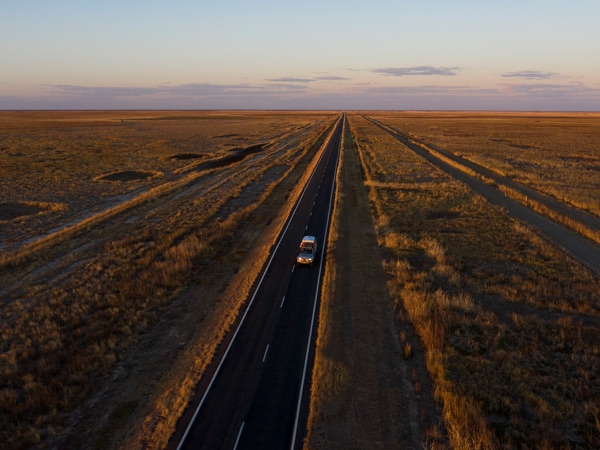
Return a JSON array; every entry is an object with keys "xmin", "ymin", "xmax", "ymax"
[{"xmin": 367, "ymin": 116, "xmax": 600, "ymax": 277}]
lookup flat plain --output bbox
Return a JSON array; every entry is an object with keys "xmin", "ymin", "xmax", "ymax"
[{"xmin": 1, "ymin": 111, "xmax": 599, "ymax": 449}]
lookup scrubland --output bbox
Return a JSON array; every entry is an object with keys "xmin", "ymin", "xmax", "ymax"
[
  {"xmin": 0, "ymin": 111, "xmax": 337, "ymax": 449},
  {"xmin": 0, "ymin": 111, "xmax": 326, "ymax": 253},
  {"xmin": 346, "ymin": 113, "xmax": 600, "ymax": 448}
]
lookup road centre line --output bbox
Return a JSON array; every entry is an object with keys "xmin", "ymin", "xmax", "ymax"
[
  {"xmin": 280, "ymin": 296, "xmax": 286, "ymax": 308},
  {"xmin": 262, "ymin": 344, "xmax": 270, "ymax": 362}
]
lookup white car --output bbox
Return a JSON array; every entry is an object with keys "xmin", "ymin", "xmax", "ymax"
[{"xmin": 296, "ymin": 236, "xmax": 317, "ymax": 266}]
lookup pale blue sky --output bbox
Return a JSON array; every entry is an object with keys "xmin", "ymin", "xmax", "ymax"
[{"xmin": 1, "ymin": 0, "xmax": 599, "ymax": 109}]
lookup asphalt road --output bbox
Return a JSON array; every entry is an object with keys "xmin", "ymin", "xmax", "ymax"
[{"xmin": 171, "ymin": 114, "xmax": 343, "ymax": 450}]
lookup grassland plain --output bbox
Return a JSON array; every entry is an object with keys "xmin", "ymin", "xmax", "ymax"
[
  {"xmin": 363, "ymin": 115, "xmax": 600, "ymax": 269},
  {"xmin": 368, "ymin": 111, "xmax": 600, "ymax": 217},
  {"xmin": 0, "ymin": 111, "xmax": 337, "ymax": 449},
  {"xmin": 347, "ymin": 113, "xmax": 600, "ymax": 448},
  {"xmin": 0, "ymin": 110, "xmax": 327, "ymax": 254}
]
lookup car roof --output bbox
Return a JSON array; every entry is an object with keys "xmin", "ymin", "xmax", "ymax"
[{"xmin": 301, "ymin": 235, "xmax": 316, "ymax": 243}]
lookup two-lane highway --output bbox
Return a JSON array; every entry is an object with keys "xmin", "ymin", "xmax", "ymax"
[{"xmin": 171, "ymin": 114, "xmax": 344, "ymax": 449}]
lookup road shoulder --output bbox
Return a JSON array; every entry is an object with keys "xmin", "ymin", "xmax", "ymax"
[{"xmin": 305, "ymin": 119, "xmax": 436, "ymax": 448}]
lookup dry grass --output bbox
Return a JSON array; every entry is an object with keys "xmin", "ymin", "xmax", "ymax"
[
  {"xmin": 497, "ymin": 183, "xmax": 600, "ymax": 245},
  {"xmin": 0, "ymin": 111, "xmax": 337, "ymax": 449},
  {"xmin": 349, "ymin": 113, "xmax": 600, "ymax": 448}
]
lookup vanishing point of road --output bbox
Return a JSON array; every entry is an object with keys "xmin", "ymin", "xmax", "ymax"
[{"xmin": 169, "ymin": 115, "xmax": 344, "ymax": 449}]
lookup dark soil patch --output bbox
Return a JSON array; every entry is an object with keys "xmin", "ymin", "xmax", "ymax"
[
  {"xmin": 427, "ymin": 211, "xmax": 461, "ymax": 220},
  {"xmin": 98, "ymin": 170, "xmax": 161, "ymax": 182},
  {"xmin": 0, "ymin": 202, "xmax": 44, "ymax": 220},
  {"xmin": 169, "ymin": 153, "xmax": 206, "ymax": 160}
]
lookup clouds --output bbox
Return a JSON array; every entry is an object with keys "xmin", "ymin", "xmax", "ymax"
[
  {"xmin": 38, "ymin": 76, "xmax": 355, "ymax": 108},
  {"xmin": 19, "ymin": 82, "xmax": 315, "ymax": 109},
  {"xmin": 507, "ymin": 81, "xmax": 594, "ymax": 95},
  {"xmin": 47, "ymin": 82, "xmax": 307, "ymax": 99},
  {"xmin": 267, "ymin": 76, "xmax": 351, "ymax": 83},
  {"xmin": 1, "ymin": 63, "xmax": 598, "ymax": 111},
  {"xmin": 373, "ymin": 66, "xmax": 463, "ymax": 77},
  {"xmin": 267, "ymin": 77, "xmax": 314, "ymax": 83},
  {"xmin": 500, "ymin": 71, "xmax": 561, "ymax": 80},
  {"xmin": 315, "ymin": 76, "xmax": 351, "ymax": 81}
]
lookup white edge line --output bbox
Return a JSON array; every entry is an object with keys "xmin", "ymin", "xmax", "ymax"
[
  {"xmin": 233, "ymin": 422, "xmax": 245, "ymax": 450},
  {"xmin": 290, "ymin": 116, "xmax": 342, "ymax": 449},
  {"xmin": 176, "ymin": 117, "xmax": 339, "ymax": 450}
]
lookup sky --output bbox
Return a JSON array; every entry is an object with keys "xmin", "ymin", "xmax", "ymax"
[{"xmin": 1, "ymin": 0, "xmax": 599, "ymax": 110}]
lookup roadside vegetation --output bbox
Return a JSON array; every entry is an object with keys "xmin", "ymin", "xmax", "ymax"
[
  {"xmin": 306, "ymin": 118, "xmax": 440, "ymax": 448},
  {"xmin": 348, "ymin": 113, "xmax": 600, "ymax": 448},
  {"xmin": 0, "ymin": 111, "xmax": 337, "ymax": 449}
]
